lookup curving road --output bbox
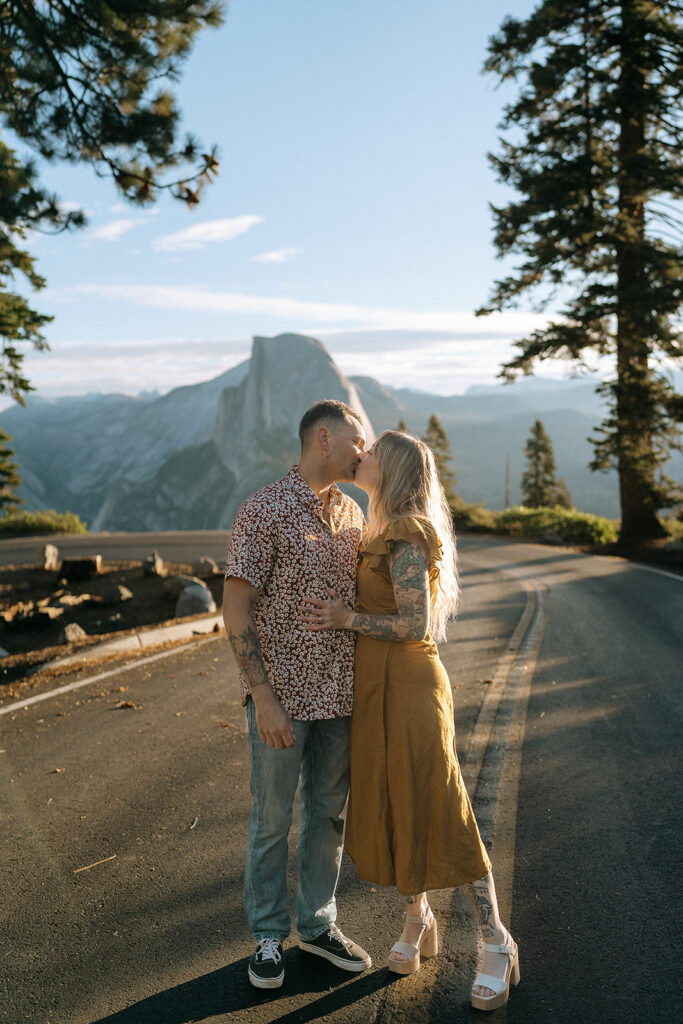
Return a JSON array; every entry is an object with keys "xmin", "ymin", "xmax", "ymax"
[{"xmin": 0, "ymin": 534, "xmax": 681, "ymax": 1024}]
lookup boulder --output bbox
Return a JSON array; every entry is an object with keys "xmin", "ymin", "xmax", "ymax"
[
  {"xmin": 102, "ymin": 584, "xmax": 133, "ymax": 606},
  {"xmin": 175, "ymin": 583, "xmax": 216, "ymax": 618},
  {"xmin": 164, "ymin": 574, "xmax": 205, "ymax": 598},
  {"xmin": 191, "ymin": 556, "xmax": 220, "ymax": 578},
  {"xmin": 36, "ymin": 544, "xmax": 60, "ymax": 571},
  {"xmin": 143, "ymin": 550, "xmax": 164, "ymax": 576},
  {"xmin": 61, "ymin": 556, "xmax": 102, "ymax": 582},
  {"xmin": 59, "ymin": 622, "xmax": 87, "ymax": 643},
  {"xmin": 541, "ymin": 529, "xmax": 565, "ymax": 546}
]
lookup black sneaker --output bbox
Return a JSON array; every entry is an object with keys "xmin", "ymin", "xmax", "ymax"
[
  {"xmin": 298, "ymin": 924, "xmax": 371, "ymax": 972},
  {"xmin": 248, "ymin": 938, "xmax": 285, "ymax": 989}
]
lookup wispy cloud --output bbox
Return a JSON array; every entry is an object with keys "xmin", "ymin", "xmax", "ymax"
[
  {"xmin": 68, "ymin": 283, "xmax": 547, "ymax": 336},
  {"xmin": 87, "ymin": 218, "xmax": 145, "ymax": 242},
  {"xmin": 153, "ymin": 215, "xmax": 264, "ymax": 252},
  {"xmin": 252, "ymin": 247, "xmax": 299, "ymax": 264}
]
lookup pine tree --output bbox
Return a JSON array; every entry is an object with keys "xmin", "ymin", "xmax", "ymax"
[
  {"xmin": 396, "ymin": 419, "xmax": 407, "ymax": 432},
  {"xmin": 478, "ymin": 1, "xmax": 682, "ymax": 541},
  {"xmin": 522, "ymin": 420, "xmax": 561, "ymax": 507},
  {"xmin": 0, "ymin": 429, "xmax": 21, "ymax": 512},
  {"xmin": 553, "ymin": 477, "xmax": 573, "ymax": 510},
  {"xmin": 0, "ymin": 1, "xmax": 223, "ymax": 405},
  {"xmin": 422, "ymin": 414, "xmax": 457, "ymax": 502}
]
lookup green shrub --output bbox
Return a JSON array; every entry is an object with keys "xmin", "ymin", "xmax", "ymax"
[
  {"xmin": 494, "ymin": 505, "xmax": 618, "ymax": 546},
  {"xmin": 661, "ymin": 515, "xmax": 683, "ymax": 541},
  {"xmin": 0, "ymin": 509, "xmax": 88, "ymax": 536}
]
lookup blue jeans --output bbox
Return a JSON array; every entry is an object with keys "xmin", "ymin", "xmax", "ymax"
[{"xmin": 245, "ymin": 699, "xmax": 351, "ymax": 942}]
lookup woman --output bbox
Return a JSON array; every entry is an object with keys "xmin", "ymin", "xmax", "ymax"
[{"xmin": 299, "ymin": 430, "xmax": 519, "ymax": 1011}]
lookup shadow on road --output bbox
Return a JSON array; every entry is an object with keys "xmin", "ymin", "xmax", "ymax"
[{"xmin": 88, "ymin": 949, "xmax": 396, "ymax": 1024}]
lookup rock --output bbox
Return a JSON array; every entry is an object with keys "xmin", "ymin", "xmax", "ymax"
[
  {"xmin": 191, "ymin": 556, "xmax": 220, "ymax": 578},
  {"xmin": 59, "ymin": 622, "xmax": 87, "ymax": 643},
  {"xmin": 164, "ymin": 574, "xmax": 205, "ymax": 598},
  {"xmin": 36, "ymin": 543, "xmax": 60, "ymax": 571},
  {"xmin": 143, "ymin": 550, "xmax": 164, "ymax": 576},
  {"xmin": 175, "ymin": 583, "xmax": 216, "ymax": 617},
  {"xmin": 61, "ymin": 556, "xmax": 102, "ymax": 582},
  {"xmin": 36, "ymin": 606, "xmax": 64, "ymax": 622},
  {"xmin": 102, "ymin": 584, "xmax": 133, "ymax": 606},
  {"xmin": 541, "ymin": 529, "xmax": 565, "ymax": 546}
]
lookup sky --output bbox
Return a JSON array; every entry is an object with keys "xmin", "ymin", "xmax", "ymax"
[{"xmin": 12, "ymin": 0, "xmax": 581, "ymax": 402}]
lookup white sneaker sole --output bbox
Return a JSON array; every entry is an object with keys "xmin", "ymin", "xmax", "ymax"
[
  {"xmin": 248, "ymin": 966, "xmax": 284, "ymax": 989},
  {"xmin": 298, "ymin": 940, "xmax": 371, "ymax": 972}
]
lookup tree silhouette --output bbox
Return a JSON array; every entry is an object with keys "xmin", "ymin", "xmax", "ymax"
[
  {"xmin": 0, "ymin": 429, "xmax": 21, "ymax": 513},
  {"xmin": 479, "ymin": 1, "xmax": 682, "ymax": 540},
  {"xmin": 0, "ymin": 1, "xmax": 224, "ymax": 404},
  {"xmin": 522, "ymin": 420, "xmax": 571, "ymax": 509},
  {"xmin": 422, "ymin": 414, "xmax": 457, "ymax": 503}
]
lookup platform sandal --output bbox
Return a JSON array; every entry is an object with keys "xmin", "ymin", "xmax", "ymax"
[
  {"xmin": 387, "ymin": 910, "xmax": 438, "ymax": 975},
  {"xmin": 470, "ymin": 935, "xmax": 520, "ymax": 1011}
]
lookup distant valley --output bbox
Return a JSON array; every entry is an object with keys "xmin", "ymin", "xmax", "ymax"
[{"xmin": 3, "ymin": 333, "xmax": 681, "ymax": 530}]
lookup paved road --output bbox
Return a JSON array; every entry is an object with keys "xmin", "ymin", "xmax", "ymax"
[
  {"xmin": 1, "ymin": 536, "xmax": 681, "ymax": 1023},
  {"xmin": 0, "ymin": 531, "xmax": 232, "ymax": 567}
]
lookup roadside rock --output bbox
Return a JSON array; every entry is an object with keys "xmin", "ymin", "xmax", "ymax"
[
  {"xmin": 191, "ymin": 556, "xmax": 220, "ymax": 578},
  {"xmin": 102, "ymin": 584, "xmax": 133, "ymax": 606},
  {"xmin": 541, "ymin": 529, "xmax": 565, "ymax": 545},
  {"xmin": 143, "ymin": 550, "xmax": 164, "ymax": 576},
  {"xmin": 175, "ymin": 583, "xmax": 216, "ymax": 617},
  {"xmin": 164, "ymin": 574, "xmax": 205, "ymax": 598},
  {"xmin": 36, "ymin": 544, "xmax": 60, "ymax": 571},
  {"xmin": 59, "ymin": 622, "xmax": 87, "ymax": 643},
  {"xmin": 61, "ymin": 556, "xmax": 102, "ymax": 582}
]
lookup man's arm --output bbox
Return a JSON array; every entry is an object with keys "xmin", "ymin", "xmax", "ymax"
[{"xmin": 222, "ymin": 577, "xmax": 295, "ymax": 750}]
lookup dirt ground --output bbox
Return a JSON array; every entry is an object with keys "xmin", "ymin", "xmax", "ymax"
[{"xmin": 0, "ymin": 560, "xmax": 225, "ymax": 689}]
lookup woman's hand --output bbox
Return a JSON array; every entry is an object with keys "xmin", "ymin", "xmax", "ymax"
[{"xmin": 298, "ymin": 587, "xmax": 354, "ymax": 630}]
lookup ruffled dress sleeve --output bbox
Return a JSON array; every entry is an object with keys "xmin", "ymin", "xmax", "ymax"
[{"xmin": 361, "ymin": 516, "xmax": 442, "ymax": 581}]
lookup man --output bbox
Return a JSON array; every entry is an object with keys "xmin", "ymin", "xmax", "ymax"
[{"xmin": 223, "ymin": 400, "xmax": 371, "ymax": 989}]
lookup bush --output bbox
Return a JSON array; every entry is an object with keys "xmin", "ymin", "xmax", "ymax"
[
  {"xmin": 494, "ymin": 505, "xmax": 618, "ymax": 546},
  {"xmin": 0, "ymin": 509, "xmax": 88, "ymax": 536}
]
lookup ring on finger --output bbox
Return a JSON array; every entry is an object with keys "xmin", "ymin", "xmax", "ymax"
[{"xmin": 318, "ymin": 616, "xmax": 323, "ymax": 624}]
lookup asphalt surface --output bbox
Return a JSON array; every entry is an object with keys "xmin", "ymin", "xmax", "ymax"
[
  {"xmin": 1, "ymin": 535, "xmax": 681, "ymax": 1023},
  {"xmin": 0, "ymin": 532, "xmax": 232, "ymax": 568}
]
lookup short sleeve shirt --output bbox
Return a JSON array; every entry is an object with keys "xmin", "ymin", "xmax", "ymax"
[{"xmin": 225, "ymin": 466, "xmax": 365, "ymax": 720}]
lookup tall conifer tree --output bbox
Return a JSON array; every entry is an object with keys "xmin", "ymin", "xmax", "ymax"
[
  {"xmin": 423, "ymin": 414, "xmax": 457, "ymax": 503},
  {"xmin": 0, "ymin": 429, "xmax": 21, "ymax": 512},
  {"xmin": 479, "ymin": 0, "xmax": 682, "ymax": 540},
  {"xmin": 0, "ymin": 1, "xmax": 224, "ymax": 404},
  {"xmin": 522, "ymin": 419, "xmax": 568, "ymax": 507}
]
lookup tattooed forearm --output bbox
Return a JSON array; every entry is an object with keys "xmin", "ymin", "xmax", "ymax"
[
  {"xmin": 349, "ymin": 540, "xmax": 430, "ymax": 641},
  {"xmin": 227, "ymin": 622, "xmax": 270, "ymax": 692}
]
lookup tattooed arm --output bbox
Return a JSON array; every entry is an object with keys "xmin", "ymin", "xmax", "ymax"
[
  {"xmin": 300, "ymin": 538, "xmax": 430, "ymax": 641},
  {"xmin": 222, "ymin": 578, "xmax": 295, "ymax": 749}
]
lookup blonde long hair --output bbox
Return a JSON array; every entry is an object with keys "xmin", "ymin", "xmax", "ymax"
[{"xmin": 366, "ymin": 430, "xmax": 459, "ymax": 641}]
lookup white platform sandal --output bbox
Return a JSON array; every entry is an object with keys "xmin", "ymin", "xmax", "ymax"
[
  {"xmin": 471, "ymin": 936, "xmax": 520, "ymax": 1011},
  {"xmin": 387, "ymin": 911, "xmax": 438, "ymax": 975}
]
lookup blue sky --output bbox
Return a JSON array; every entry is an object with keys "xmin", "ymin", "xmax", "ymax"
[{"xmin": 16, "ymin": 0, "xmax": 574, "ymax": 400}]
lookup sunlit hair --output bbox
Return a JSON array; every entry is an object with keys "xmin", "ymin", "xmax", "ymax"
[{"xmin": 366, "ymin": 430, "xmax": 459, "ymax": 641}]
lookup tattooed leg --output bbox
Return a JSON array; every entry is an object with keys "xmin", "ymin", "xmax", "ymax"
[
  {"xmin": 464, "ymin": 873, "xmax": 516, "ymax": 998},
  {"xmin": 464, "ymin": 873, "xmax": 505, "ymax": 941}
]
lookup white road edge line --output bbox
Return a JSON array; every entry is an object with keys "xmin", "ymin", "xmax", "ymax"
[{"xmin": 0, "ymin": 636, "xmax": 220, "ymax": 717}]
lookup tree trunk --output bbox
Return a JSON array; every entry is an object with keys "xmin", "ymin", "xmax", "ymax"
[{"xmin": 615, "ymin": 0, "xmax": 666, "ymax": 541}]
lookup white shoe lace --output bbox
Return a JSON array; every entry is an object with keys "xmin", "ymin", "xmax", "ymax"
[
  {"xmin": 256, "ymin": 937, "xmax": 282, "ymax": 963},
  {"xmin": 328, "ymin": 924, "xmax": 352, "ymax": 948}
]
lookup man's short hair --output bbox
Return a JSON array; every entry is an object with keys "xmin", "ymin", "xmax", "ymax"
[{"xmin": 298, "ymin": 400, "xmax": 362, "ymax": 449}]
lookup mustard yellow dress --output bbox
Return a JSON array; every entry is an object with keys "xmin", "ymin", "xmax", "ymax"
[{"xmin": 345, "ymin": 517, "xmax": 492, "ymax": 894}]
